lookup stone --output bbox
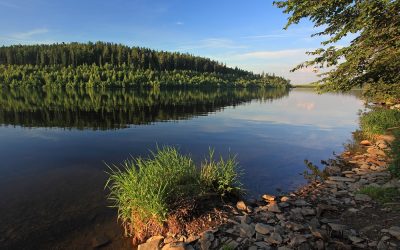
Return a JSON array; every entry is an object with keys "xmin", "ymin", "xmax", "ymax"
[
  {"xmin": 348, "ymin": 236, "xmax": 364, "ymax": 244},
  {"xmin": 239, "ymin": 223, "xmax": 255, "ymax": 238},
  {"xmin": 285, "ymin": 222, "xmax": 304, "ymax": 231},
  {"xmin": 301, "ymin": 207, "xmax": 315, "ymax": 216},
  {"xmin": 254, "ymin": 241, "xmax": 271, "ymax": 249},
  {"xmin": 328, "ymin": 223, "xmax": 348, "ymax": 233},
  {"xmin": 281, "ymin": 196, "xmax": 290, "ymax": 202},
  {"xmin": 315, "ymin": 240, "xmax": 324, "ymax": 250},
  {"xmin": 310, "ymin": 227, "xmax": 328, "ymax": 240},
  {"xmin": 262, "ymin": 194, "xmax": 276, "ymax": 201},
  {"xmin": 289, "ymin": 235, "xmax": 307, "ymax": 247},
  {"xmin": 354, "ymin": 194, "xmax": 372, "ymax": 202},
  {"xmin": 294, "ymin": 199, "xmax": 310, "ymax": 206},
  {"xmin": 328, "ymin": 176, "xmax": 356, "ymax": 182},
  {"xmin": 255, "ymin": 223, "xmax": 274, "ymax": 235},
  {"xmin": 248, "ymin": 246, "xmax": 258, "ymax": 250},
  {"xmin": 236, "ymin": 201, "xmax": 247, "ymax": 211},
  {"xmin": 225, "ymin": 240, "xmax": 239, "ymax": 249},
  {"xmin": 325, "ymin": 165, "xmax": 341, "ymax": 175},
  {"xmin": 162, "ymin": 242, "xmax": 186, "ymax": 250},
  {"xmin": 241, "ymin": 214, "xmax": 252, "ymax": 224},
  {"xmin": 268, "ymin": 202, "xmax": 282, "ymax": 213},
  {"xmin": 92, "ymin": 235, "xmax": 111, "ymax": 248},
  {"xmin": 265, "ymin": 232, "xmax": 283, "ymax": 245},
  {"xmin": 388, "ymin": 226, "xmax": 400, "ymax": 240},
  {"xmin": 360, "ymin": 140, "xmax": 372, "ymax": 146}
]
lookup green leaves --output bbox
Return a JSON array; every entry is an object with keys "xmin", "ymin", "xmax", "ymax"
[{"xmin": 275, "ymin": 0, "xmax": 400, "ymax": 99}]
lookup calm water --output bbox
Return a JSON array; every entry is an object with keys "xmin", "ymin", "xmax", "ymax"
[{"xmin": 0, "ymin": 87, "xmax": 363, "ymax": 249}]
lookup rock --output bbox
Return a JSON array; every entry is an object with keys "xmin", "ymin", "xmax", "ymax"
[
  {"xmin": 285, "ymin": 222, "xmax": 304, "ymax": 231},
  {"xmin": 248, "ymin": 246, "xmax": 258, "ymax": 250},
  {"xmin": 236, "ymin": 201, "xmax": 247, "ymax": 211},
  {"xmin": 301, "ymin": 207, "xmax": 315, "ymax": 216},
  {"xmin": 348, "ymin": 235, "xmax": 364, "ymax": 244},
  {"xmin": 360, "ymin": 140, "xmax": 372, "ymax": 146},
  {"xmin": 265, "ymin": 232, "xmax": 283, "ymax": 245},
  {"xmin": 367, "ymin": 147, "xmax": 386, "ymax": 156},
  {"xmin": 315, "ymin": 240, "xmax": 324, "ymax": 250},
  {"xmin": 388, "ymin": 226, "xmax": 400, "ymax": 240},
  {"xmin": 310, "ymin": 227, "xmax": 328, "ymax": 240},
  {"xmin": 281, "ymin": 196, "xmax": 290, "ymax": 202},
  {"xmin": 225, "ymin": 240, "xmax": 239, "ymax": 249},
  {"xmin": 138, "ymin": 236, "xmax": 163, "ymax": 250},
  {"xmin": 162, "ymin": 242, "xmax": 186, "ymax": 250},
  {"xmin": 262, "ymin": 194, "xmax": 276, "ymax": 201},
  {"xmin": 268, "ymin": 202, "xmax": 282, "ymax": 213},
  {"xmin": 294, "ymin": 199, "xmax": 310, "ymax": 206},
  {"xmin": 92, "ymin": 235, "xmax": 111, "ymax": 248},
  {"xmin": 239, "ymin": 223, "xmax": 255, "ymax": 238},
  {"xmin": 354, "ymin": 194, "xmax": 372, "ymax": 202},
  {"xmin": 289, "ymin": 235, "xmax": 307, "ymax": 247},
  {"xmin": 241, "ymin": 214, "xmax": 252, "ymax": 224},
  {"xmin": 347, "ymin": 208, "xmax": 359, "ymax": 213},
  {"xmin": 254, "ymin": 241, "xmax": 271, "ymax": 249},
  {"xmin": 328, "ymin": 223, "xmax": 348, "ymax": 233},
  {"xmin": 328, "ymin": 176, "xmax": 356, "ymax": 182},
  {"xmin": 255, "ymin": 223, "xmax": 274, "ymax": 235},
  {"xmin": 325, "ymin": 165, "xmax": 341, "ymax": 176}
]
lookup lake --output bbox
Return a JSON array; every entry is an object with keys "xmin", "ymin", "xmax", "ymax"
[{"xmin": 0, "ymin": 87, "xmax": 363, "ymax": 249}]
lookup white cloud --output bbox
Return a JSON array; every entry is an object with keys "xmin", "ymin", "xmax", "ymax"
[
  {"xmin": 11, "ymin": 28, "xmax": 49, "ymax": 40},
  {"xmin": 176, "ymin": 21, "xmax": 184, "ymax": 25},
  {"xmin": 238, "ymin": 49, "xmax": 311, "ymax": 59}
]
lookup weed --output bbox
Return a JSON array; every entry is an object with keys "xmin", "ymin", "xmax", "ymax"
[{"xmin": 359, "ymin": 186, "xmax": 400, "ymax": 204}]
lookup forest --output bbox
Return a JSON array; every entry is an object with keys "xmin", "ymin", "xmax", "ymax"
[{"xmin": 0, "ymin": 42, "xmax": 290, "ymax": 88}]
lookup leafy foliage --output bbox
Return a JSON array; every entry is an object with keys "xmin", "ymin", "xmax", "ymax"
[
  {"xmin": 274, "ymin": 0, "xmax": 400, "ymax": 99},
  {"xmin": 359, "ymin": 186, "xmax": 400, "ymax": 203},
  {"xmin": 0, "ymin": 42, "xmax": 291, "ymax": 88}
]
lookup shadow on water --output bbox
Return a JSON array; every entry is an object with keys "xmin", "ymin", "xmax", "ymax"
[{"xmin": 0, "ymin": 87, "xmax": 289, "ymax": 130}]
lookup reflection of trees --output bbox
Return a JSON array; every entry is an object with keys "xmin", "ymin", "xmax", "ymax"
[{"xmin": 0, "ymin": 87, "xmax": 289, "ymax": 130}]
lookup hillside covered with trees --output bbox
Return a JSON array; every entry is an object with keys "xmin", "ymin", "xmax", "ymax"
[{"xmin": 0, "ymin": 42, "xmax": 290, "ymax": 88}]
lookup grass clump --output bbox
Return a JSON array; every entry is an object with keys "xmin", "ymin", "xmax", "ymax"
[
  {"xmin": 105, "ymin": 146, "xmax": 242, "ymax": 240},
  {"xmin": 359, "ymin": 186, "xmax": 400, "ymax": 204},
  {"xmin": 359, "ymin": 108, "xmax": 400, "ymax": 138}
]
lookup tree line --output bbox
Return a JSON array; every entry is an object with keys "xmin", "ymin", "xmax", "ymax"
[{"xmin": 0, "ymin": 42, "xmax": 291, "ymax": 88}]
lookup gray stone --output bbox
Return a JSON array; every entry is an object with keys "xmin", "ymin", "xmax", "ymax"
[
  {"xmin": 285, "ymin": 221, "xmax": 304, "ymax": 231},
  {"xmin": 348, "ymin": 236, "xmax": 364, "ymax": 244},
  {"xmin": 241, "ymin": 214, "xmax": 252, "ymax": 224},
  {"xmin": 354, "ymin": 194, "xmax": 372, "ymax": 202},
  {"xmin": 92, "ymin": 235, "xmax": 111, "ymax": 248},
  {"xmin": 294, "ymin": 199, "xmax": 310, "ymax": 206},
  {"xmin": 265, "ymin": 232, "xmax": 283, "ymax": 245},
  {"xmin": 255, "ymin": 223, "xmax": 274, "ymax": 235},
  {"xmin": 162, "ymin": 242, "xmax": 186, "ymax": 250},
  {"xmin": 239, "ymin": 223, "xmax": 255, "ymax": 238},
  {"xmin": 328, "ymin": 223, "xmax": 348, "ymax": 232},
  {"xmin": 255, "ymin": 241, "xmax": 271, "ymax": 249},
  {"xmin": 310, "ymin": 227, "xmax": 328, "ymax": 240},
  {"xmin": 301, "ymin": 207, "xmax": 315, "ymax": 216},
  {"xmin": 388, "ymin": 226, "xmax": 400, "ymax": 240},
  {"xmin": 328, "ymin": 176, "xmax": 356, "ymax": 182},
  {"xmin": 289, "ymin": 235, "xmax": 307, "ymax": 247},
  {"xmin": 268, "ymin": 203, "xmax": 282, "ymax": 213}
]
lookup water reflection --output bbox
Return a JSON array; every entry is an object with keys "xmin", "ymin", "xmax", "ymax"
[{"xmin": 0, "ymin": 87, "xmax": 289, "ymax": 129}]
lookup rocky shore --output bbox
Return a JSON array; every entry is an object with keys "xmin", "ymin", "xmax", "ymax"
[{"xmin": 138, "ymin": 134, "xmax": 400, "ymax": 250}]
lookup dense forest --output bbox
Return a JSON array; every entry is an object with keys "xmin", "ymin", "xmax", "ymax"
[{"xmin": 0, "ymin": 42, "xmax": 290, "ymax": 88}]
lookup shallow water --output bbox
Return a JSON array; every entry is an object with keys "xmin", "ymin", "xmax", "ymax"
[{"xmin": 0, "ymin": 87, "xmax": 363, "ymax": 249}]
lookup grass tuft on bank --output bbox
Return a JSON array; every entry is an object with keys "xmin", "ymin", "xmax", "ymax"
[
  {"xmin": 389, "ymin": 131, "xmax": 400, "ymax": 177},
  {"xmin": 105, "ymin": 146, "xmax": 242, "ymax": 240},
  {"xmin": 359, "ymin": 186, "xmax": 400, "ymax": 204},
  {"xmin": 359, "ymin": 108, "xmax": 400, "ymax": 139}
]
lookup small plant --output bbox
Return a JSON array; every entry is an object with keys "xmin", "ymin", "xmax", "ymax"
[
  {"xmin": 302, "ymin": 160, "xmax": 328, "ymax": 182},
  {"xmin": 360, "ymin": 108, "xmax": 400, "ymax": 139},
  {"xmin": 200, "ymin": 149, "xmax": 243, "ymax": 197},
  {"xmin": 359, "ymin": 186, "xmax": 400, "ymax": 204},
  {"xmin": 105, "ymin": 146, "xmax": 242, "ymax": 241}
]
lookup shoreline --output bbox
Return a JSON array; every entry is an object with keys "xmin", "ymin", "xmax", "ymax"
[{"xmin": 138, "ymin": 133, "xmax": 400, "ymax": 249}]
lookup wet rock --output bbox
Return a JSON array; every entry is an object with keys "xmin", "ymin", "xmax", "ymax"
[
  {"xmin": 289, "ymin": 235, "xmax": 307, "ymax": 247},
  {"xmin": 328, "ymin": 223, "xmax": 348, "ymax": 233},
  {"xmin": 300, "ymin": 207, "xmax": 315, "ymax": 216},
  {"xmin": 265, "ymin": 232, "xmax": 283, "ymax": 245},
  {"xmin": 162, "ymin": 242, "xmax": 186, "ymax": 250},
  {"xmin": 241, "ymin": 214, "xmax": 252, "ymax": 224},
  {"xmin": 255, "ymin": 223, "xmax": 274, "ymax": 235},
  {"xmin": 236, "ymin": 201, "xmax": 247, "ymax": 211},
  {"xmin": 348, "ymin": 235, "xmax": 364, "ymax": 244},
  {"xmin": 281, "ymin": 196, "xmax": 290, "ymax": 202},
  {"xmin": 285, "ymin": 222, "xmax": 304, "ymax": 231},
  {"xmin": 310, "ymin": 227, "xmax": 328, "ymax": 240},
  {"xmin": 328, "ymin": 176, "xmax": 356, "ymax": 182},
  {"xmin": 325, "ymin": 166, "xmax": 341, "ymax": 176},
  {"xmin": 294, "ymin": 199, "xmax": 310, "ymax": 207},
  {"xmin": 254, "ymin": 241, "xmax": 271, "ymax": 249}
]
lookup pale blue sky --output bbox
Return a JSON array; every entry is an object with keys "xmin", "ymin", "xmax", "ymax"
[{"xmin": 0, "ymin": 0, "xmax": 349, "ymax": 84}]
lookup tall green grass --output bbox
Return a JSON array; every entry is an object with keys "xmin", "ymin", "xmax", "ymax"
[
  {"xmin": 105, "ymin": 146, "xmax": 242, "ymax": 238},
  {"xmin": 389, "ymin": 131, "xmax": 400, "ymax": 177},
  {"xmin": 359, "ymin": 108, "xmax": 400, "ymax": 138}
]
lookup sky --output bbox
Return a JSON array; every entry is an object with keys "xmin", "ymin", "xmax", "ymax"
[{"xmin": 0, "ymin": 0, "xmax": 346, "ymax": 84}]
